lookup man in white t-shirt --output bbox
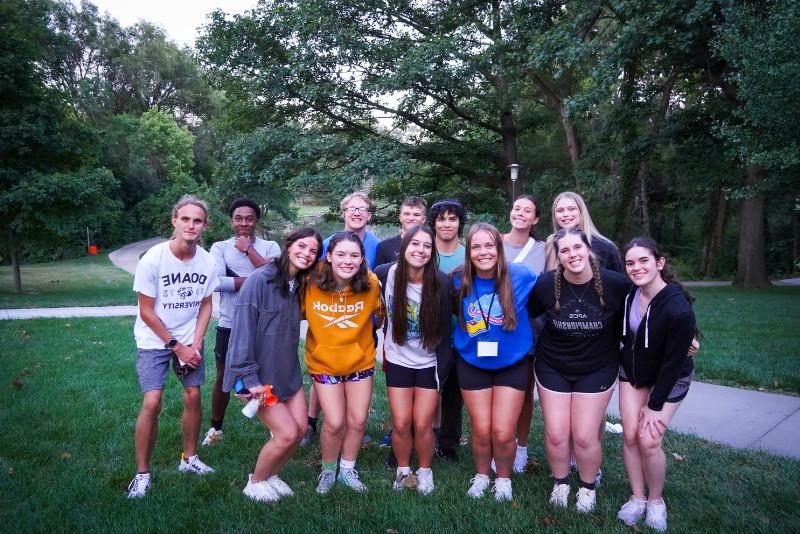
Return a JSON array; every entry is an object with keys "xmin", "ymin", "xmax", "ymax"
[
  {"xmin": 201, "ymin": 198, "xmax": 280, "ymax": 447},
  {"xmin": 127, "ymin": 195, "xmax": 220, "ymax": 499}
]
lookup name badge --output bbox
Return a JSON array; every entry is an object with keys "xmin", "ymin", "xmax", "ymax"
[{"xmin": 477, "ymin": 341, "xmax": 498, "ymax": 357}]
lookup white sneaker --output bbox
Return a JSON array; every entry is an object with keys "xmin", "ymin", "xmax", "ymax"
[
  {"xmin": 201, "ymin": 427, "xmax": 223, "ymax": 447},
  {"xmin": 466, "ymin": 474, "xmax": 491, "ymax": 498},
  {"xmin": 576, "ymin": 487, "xmax": 596, "ymax": 513},
  {"xmin": 492, "ymin": 477, "xmax": 513, "ymax": 502},
  {"xmin": 617, "ymin": 496, "xmax": 647, "ymax": 526},
  {"xmin": 549, "ymin": 482, "xmax": 570, "ymax": 508},
  {"xmin": 243, "ymin": 474, "xmax": 279, "ymax": 502},
  {"xmin": 316, "ymin": 469, "xmax": 336, "ymax": 495},
  {"xmin": 338, "ymin": 468, "xmax": 368, "ymax": 492},
  {"xmin": 513, "ymin": 448, "xmax": 528, "ymax": 474},
  {"xmin": 416, "ymin": 470, "xmax": 434, "ymax": 495},
  {"xmin": 645, "ymin": 500, "xmax": 668, "ymax": 532},
  {"xmin": 267, "ymin": 475, "xmax": 294, "ymax": 497},
  {"xmin": 178, "ymin": 454, "xmax": 214, "ymax": 475},
  {"xmin": 126, "ymin": 473, "xmax": 151, "ymax": 499},
  {"xmin": 393, "ymin": 470, "xmax": 410, "ymax": 491}
]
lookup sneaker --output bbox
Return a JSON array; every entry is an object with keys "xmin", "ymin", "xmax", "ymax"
[
  {"xmin": 201, "ymin": 427, "xmax": 224, "ymax": 447},
  {"xmin": 338, "ymin": 468, "xmax": 368, "ymax": 492},
  {"xmin": 178, "ymin": 454, "xmax": 214, "ymax": 475},
  {"xmin": 299, "ymin": 426, "xmax": 315, "ymax": 448},
  {"xmin": 379, "ymin": 430, "xmax": 393, "ymax": 447},
  {"xmin": 126, "ymin": 473, "xmax": 151, "ymax": 499},
  {"xmin": 549, "ymin": 482, "xmax": 570, "ymax": 508},
  {"xmin": 436, "ymin": 447, "xmax": 458, "ymax": 462},
  {"xmin": 513, "ymin": 448, "xmax": 528, "ymax": 474},
  {"xmin": 576, "ymin": 487, "xmax": 596, "ymax": 513},
  {"xmin": 315, "ymin": 469, "xmax": 336, "ymax": 495},
  {"xmin": 595, "ymin": 468, "xmax": 603, "ymax": 489},
  {"xmin": 617, "ymin": 496, "xmax": 647, "ymax": 526},
  {"xmin": 416, "ymin": 470, "xmax": 434, "ymax": 495},
  {"xmin": 243, "ymin": 474, "xmax": 279, "ymax": 503},
  {"xmin": 393, "ymin": 470, "xmax": 410, "ymax": 491},
  {"xmin": 385, "ymin": 450, "xmax": 398, "ymax": 469},
  {"xmin": 267, "ymin": 475, "xmax": 294, "ymax": 497},
  {"xmin": 466, "ymin": 474, "xmax": 491, "ymax": 498},
  {"xmin": 645, "ymin": 500, "xmax": 668, "ymax": 532},
  {"xmin": 492, "ymin": 477, "xmax": 513, "ymax": 502}
]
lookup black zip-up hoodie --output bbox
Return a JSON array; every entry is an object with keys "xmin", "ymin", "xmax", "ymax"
[
  {"xmin": 375, "ymin": 262, "xmax": 453, "ymax": 391},
  {"xmin": 621, "ymin": 282, "xmax": 695, "ymax": 411}
]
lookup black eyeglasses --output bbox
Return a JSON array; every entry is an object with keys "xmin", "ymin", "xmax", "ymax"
[{"xmin": 344, "ymin": 206, "xmax": 370, "ymax": 214}]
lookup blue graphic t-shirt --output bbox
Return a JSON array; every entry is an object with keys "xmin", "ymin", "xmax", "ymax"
[{"xmin": 453, "ymin": 263, "xmax": 537, "ymax": 370}]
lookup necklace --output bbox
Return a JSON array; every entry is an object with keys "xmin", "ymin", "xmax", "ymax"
[
  {"xmin": 335, "ymin": 286, "xmax": 347, "ymax": 303},
  {"xmin": 567, "ymin": 279, "xmax": 591, "ymax": 313}
]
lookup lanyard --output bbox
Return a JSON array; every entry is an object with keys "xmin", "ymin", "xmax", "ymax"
[{"xmin": 473, "ymin": 284, "xmax": 497, "ymax": 332}]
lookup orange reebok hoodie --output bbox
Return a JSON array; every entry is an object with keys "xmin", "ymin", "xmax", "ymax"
[{"xmin": 303, "ymin": 271, "xmax": 384, "ymax": 376}]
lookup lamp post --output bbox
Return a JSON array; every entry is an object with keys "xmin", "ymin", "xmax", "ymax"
[{"xmin": 508, "ymin": 163, "xmax": 520, "ymax": 200}]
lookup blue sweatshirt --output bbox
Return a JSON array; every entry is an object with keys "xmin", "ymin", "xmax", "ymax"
[{"xmin": 452, "ymin": 263, "xmax": 537, "ymax": 370}]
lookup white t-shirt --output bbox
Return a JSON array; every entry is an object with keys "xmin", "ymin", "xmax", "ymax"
[
  {"xmin": 383, "ymin": 264, "xmax": 436, "ymax": 369},
  {"xmin": 133, "ymin": 241, "xmax": 219, "ymax": 349}
]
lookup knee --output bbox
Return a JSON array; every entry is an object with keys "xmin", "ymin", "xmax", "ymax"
[
  {"xmin": 544, "ymin": 428, "xmax": 569, "ymax": 449},
  {"xmin": 470, "ymin": 424, "xmax": 492, "ymax": 445},
  {"xmin": 572, "ymin": 431, "xmax": 596, "ymax": 451},
  {"xmin": 394, "ymin": 419, "xmax": 412, "ymax": 438},
  {"xmin": 183, "ymin": 387, "xmax": 201, "ymax": 403},
  {"xmin": 412, "ymin": 420, "xmax": 432, "ymax": 438},
  {"xmin": 622, "ymin": 431, "xmax": 640, "ymax": 449},
  {"xmin": 491, "ymin": 428, "xmax": 515, "ymax": 446},
  {"xmin": 323, "ymin": 418, "xmax": 346, "ymax": 436},
  {"xmin": 638, "ymin": 435, "xmax": 663, "ymax": 456},
  {"xmin": 346, "ymin": 415, "xmax": 368, "ymax": 434},
  {"xmin": 275, "ymin": 424, "xmax": 303, "ymax": 447},
  {"xmin": 141, "ymin": 396, "xmax": 162, "ymax": 416}
]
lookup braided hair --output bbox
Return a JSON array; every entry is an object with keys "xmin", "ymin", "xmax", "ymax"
[{"xmin": 552, "ymin": 228, "xmax": 605, "ymax": 313}]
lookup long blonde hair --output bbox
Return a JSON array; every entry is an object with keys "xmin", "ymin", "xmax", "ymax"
[
  {"xmin": 545, "ymin": 191, "xmax": 613, "ymax": 270},
  {"xmin": 455, "ymin": 223, "xmax": 517, "ymax": 331}
]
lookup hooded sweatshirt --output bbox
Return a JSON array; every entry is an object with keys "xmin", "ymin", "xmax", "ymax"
[
  {"xmin": 621, "ymin": 282, "xmax": 695, "ymax": 411},
  {"xmin": 222, "ymin": 263, "xmax": 302, "ymax": 401},
  {"xmin": 303, "ymin": 270, "xmax": 384, "ymax": 376}
]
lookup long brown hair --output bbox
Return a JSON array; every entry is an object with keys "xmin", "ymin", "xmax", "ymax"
[
  {"xmin": 277, "ymin": 226, "xmax": 323, "ymax": 298},
  {"xmin": 552, "ymin": 228, "xmax": 606, "ymax": 314},
  {"xmin": 391, "ymin": 225, "xmax": 442, "ymax": 350},
  {"xmin": 456, "ymin": 223, "xmax": 517, "ymax": 331}
]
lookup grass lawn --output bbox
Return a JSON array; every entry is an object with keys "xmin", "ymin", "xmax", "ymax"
[
  {"xmin": 1, "ymin": 318, "xmax": 798, "ymax": 532},
  {"xmin": 691, "ymin": 286, "xmax": 800, "ymax": 395},
  {"xmin": 0, "ymin": 255, "xmax": 134, "ymax": 309}
]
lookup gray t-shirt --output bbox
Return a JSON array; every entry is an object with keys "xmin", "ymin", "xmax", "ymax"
[
  {"xmin": 383, "ymin": 264, "xmax": 436, "ymax": 369},
  {"xmin": 503, "ymin": 238, "xmax": 546, "ymax": 275}
]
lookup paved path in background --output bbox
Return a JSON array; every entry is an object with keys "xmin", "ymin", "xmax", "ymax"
[{"xmin": 2, "ymin": 239, "xmax": 800, "ymax": 460}]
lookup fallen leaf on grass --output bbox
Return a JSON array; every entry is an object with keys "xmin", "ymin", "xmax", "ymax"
[
  {"xmin": 404, "ymin": 473, "xmax": 418, "ymax": 490},
  {"xmin": 61, "ymin": 452, "xmax": 72, "ymax": 460},
  {"xmin": 387, "ymin": 529, "xmax": 398, "ymax": 534},
  {"xmin": 64, "ymin": 323, "xmax": 71, "ymax": 328},
  {"xmin": 671, "ymin": 453, "xmax": 686, "ymax": 461},
  {"xmin": 64, "ymin": 356, "xmax": 71, "ymax": 361},
  {"xmin": 511, "ymin": 500, "xmax": 519, "ymax": 510},
  {"xmin": 34, "ymin": 362, "xmax": 42, "ymax": 368},
  {"xmin": 524, "ymin": 458, "xmax": 542, "ymax": 473},
  {"xmin": 12, "ymin": 380, "xmax": 24, "ymax": 390},
  {"xmin": 542, "ymin": 516, "xmax": 555, "ymax": 527}
]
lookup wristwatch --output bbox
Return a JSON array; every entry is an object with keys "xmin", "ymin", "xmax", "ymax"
[{"xmin": 164, "ymin": 338, "xmax": 178, "ymax": 349}]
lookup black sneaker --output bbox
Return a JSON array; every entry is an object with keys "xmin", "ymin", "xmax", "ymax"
[{"xmin": 436, "ymin": 447, "xmax": 459, "ymax": 462}]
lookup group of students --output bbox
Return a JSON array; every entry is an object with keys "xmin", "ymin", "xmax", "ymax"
[{"xmin": 129, "ymin": 191, "xmax": 698, "ymax": 532}]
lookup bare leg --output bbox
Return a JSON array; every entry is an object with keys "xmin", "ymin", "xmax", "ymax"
[
  {"xmin": 537, "ymin": 384, "xmax": 572, "ymax": 479},
  {"xmin": 461, "ymin": 388, "xmax": 493, "ymax": 475},
  {"xmin": 571, "ymin": 389, "xmax": 614, "ymax": 485},
  {"xmin": 182, "ymin": 386, "xmax": 202, "ymax": 458},
  {"xmin": 313, "ymin": 382, "xmax": 346, "ymax": 464},
  {"xmin": 341, "ymin": 377, "xmax": 373, "ymax": 461},
  {"xmin": 135, "ymin": 390, "xmax": 163, "ymax": 472},
  {"xmin": 388, "ymin": 386, "xmax": 414, "ymax": 467},
  {"xmin": 639, "ymin": 400, "xmax": 682, "ymax": 501},
  {"xmin": 252, "ymin": 389, "xmax": 307, "ymax": 481},
  {"xmin": 490, "ymin": 386, "xmax": 525, "ymax": 478},
  {"xmin": 412, "ymin": 388, "xmax": 440, "ymax": 468},
  {"xmin": 619, "ymin": 382, "xmax": 649, "ymax": 499}
]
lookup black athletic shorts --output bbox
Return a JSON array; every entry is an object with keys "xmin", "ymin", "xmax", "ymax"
[
  {"xmin": 456, "ymin": 355, "xmax": 528, "ymax": 392},
  {"xmin": 534, "ymin": 357, "xmax": 618, "ymax": 394},
  {"xmin": 619, "ymin": 367, "xmax": 693, "ymax": 404},
  {"xmin": 214, "ymin": 327, "xmax": 231, "ymax": 362},
  {"xmin": 385, "ymin": 360, "xmax": 437, "ymax": 390}
]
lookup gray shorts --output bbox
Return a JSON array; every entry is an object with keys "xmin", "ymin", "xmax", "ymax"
[
  {"xmin": 619, "ymin": 366, "xmax": 693, "ymax": 403},
  {"xmin": 136, "ymin": 347, "xmax": 205, "ymax": 393}
]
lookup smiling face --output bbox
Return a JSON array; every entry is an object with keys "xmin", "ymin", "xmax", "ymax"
[
  {"xmin": 469, "ymin": 229, "xmax": 499, "ymax": 278},
  {"xmin": 342, "ymin": 198, "xmax": 372, "ymax": 232},
  {"xmin": 230, "ymin": 206, "xmax": 258, "ymax": 237},
  {"xmin": 399, "ymin": 205, "xmax": 426, "ymax": 233},
  {"xmin": 625, "ymin": 245, "xmax": 665, "ymax": 288},
  {"xmin": 287, "ymin": 236, "xmax": 321, "ymax": 277},
  {"xmin": 556, "ymin": 232, "xmax": 591, "ymax": 277},
  {"xmin": 172, "ymin": 204, "xmax": 207, "ymax": 245},
  {"xmin": 509, "ymin": 197, "xmax": 538, "ymax": 232},
  {"xmin": 434, "ymin": 210, "xmax": 460, "ymax": 243},
  {"xmin": 554, "ymin": 197, "xmax": 582, "ymax": 230},
  {"xmin": 404, "ymin": 230, "xmax": 433, "ymax": 270},
  {"xmin": 326, "ymin": 239, "xmax": 363, "ymax": 286}
]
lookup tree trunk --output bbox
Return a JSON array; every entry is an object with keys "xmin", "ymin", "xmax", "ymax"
[
  {"xmin": 10, "ymin": 245, "xmax": 22, "ymax": 294},
  {"xmin": 500, "ymin": 110, "xmax": 519, "ymax": 199},
  {"xmin": 526, "ymin": 72, "xmax": 582, "ymax": 171},
  {"xmin": 637, "ymin": 161, "xmax": 651, "ymax": 236},
  {"xmin": 733, "ymin": 164, "xmax": 771, "ymax": 287},
  {"xmin": 702, "ymin": 187, "xmax": 728, "ymax": 277}
]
